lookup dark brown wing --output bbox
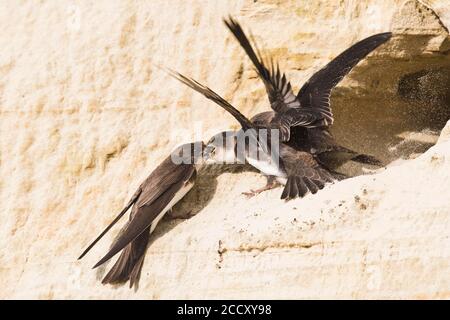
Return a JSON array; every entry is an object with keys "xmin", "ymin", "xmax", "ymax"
[
  {"xmin": 224, "ymin": 16, "xmax": 300, "ymax": 113},
  {"xmin": 164, "ymin": 68, "xmax": 254, "ymax": 130},
  {"xmin": 78, "ymin": 187, "xmax": 142, "ymax": 260},
  {"xmin": 78, "ymin": 145, "xmax": 198, "ymax": 261},
  {"xmin": 100, "ymin": 146, "xmax": 200, "ymax": 287},
  {"xmin": 93, "ymin": 162, "xmax": 195, "ymax": 268},
  {"xmin": 134, "ymin": 159, "xmax": 194, "ymax": 209},
  {"xmin": 297, "ymin": 32, "xmax": 392, "ymax": 124},
  {"xmin": 250, "ymin": 111, "xmax": 276, "ymax": 127},
  {"xmin": 101, "ymin": 225, "xmax": 150, "ymax": 288},
  {"xmin": 165, "ymin": 69, "xmax": 275, "ymax": 157},
  {"xmin": 274, "ymin": 108, "xmax": 327, "ymax": 141}
]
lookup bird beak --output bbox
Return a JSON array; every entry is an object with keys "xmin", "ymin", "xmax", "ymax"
[{"xmin": 203, "ymin": 145, "xmax": 215, "ymax": 164}]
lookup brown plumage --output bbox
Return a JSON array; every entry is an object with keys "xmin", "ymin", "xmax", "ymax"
[
  {"xmin": 166, "ymin": 70, "xmax": 334, "ymax": 200},
  {"xmin": 225, "ymin": 16, "xmax": 390, "ymax": 170},
  {"xmin": 279, "ymin": 144, "xmax": 334, "ymax": 199},
  {"xmin": 101, "ymin": 225, "xmax": 150, "ymax": 287},
  {"xmin": 79, "ymin": 142, "xmax": 204, "ymax": 287}
]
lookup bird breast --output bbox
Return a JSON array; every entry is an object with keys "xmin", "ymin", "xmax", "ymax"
[
  {"xmin": 149, "ymin": 180, "xmax": 194, "ymax": 234},
  {"xmin": 247, "ymin": 155, "xmax": 287, "ymax": 178}
]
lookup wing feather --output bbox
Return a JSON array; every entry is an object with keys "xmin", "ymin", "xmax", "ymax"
[
  {"xmin": 297, "ymin": 32, "xmax": 392, "ymax": 123},
  {"xmin": 224, "ymin": 16, "xmax": 299, "ymax": 113},
  {"xmin": 93, "ymin": 163, "xmax": 195, "ymax": 268}
]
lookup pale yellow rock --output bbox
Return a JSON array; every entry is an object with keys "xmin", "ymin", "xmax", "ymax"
[{"xmin": 0, "ymin": 0, "xmax": 449, "ymax": 299}]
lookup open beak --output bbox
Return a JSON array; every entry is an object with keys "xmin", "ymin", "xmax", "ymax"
[{"xmin": 203, "ymin": 145, "xmax": 216, "ymax": 164}]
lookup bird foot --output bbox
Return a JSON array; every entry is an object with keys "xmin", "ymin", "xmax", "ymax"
[
  {"xmin": 242, "ymin": 190, "xmax": 258, "ymax": 198},
  {"xmin": 241, "ymin": 181, "xmax": 280, "ymax": 198}
]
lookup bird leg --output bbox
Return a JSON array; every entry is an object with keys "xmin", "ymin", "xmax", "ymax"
[{"xmin": 242, "ymin": 176, "xmax": 280, "ymax": 198}]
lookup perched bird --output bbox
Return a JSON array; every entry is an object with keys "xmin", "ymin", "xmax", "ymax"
[
  {"xmin": 167, "ymin": 70, "xmax": 335, "ymax": 200},
  {"xmin": 224, "ymin": 16, "xmax": 391, "ymax": 171},
  {"xmin": 78, "ymin": 142, "xmax": 205, "ymax": 287}
]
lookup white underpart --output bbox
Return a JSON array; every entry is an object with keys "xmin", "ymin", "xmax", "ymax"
[
  {"xmin": 247, "ymin": 156, "xmax": 287, "ymax": 181},
  {"xmin": 222, "ymin": 146, "xmax": 238, "ymax": 164},
  {"xmin": 149, "ymin": 181, "xmax": 194, "ymax": 234}
]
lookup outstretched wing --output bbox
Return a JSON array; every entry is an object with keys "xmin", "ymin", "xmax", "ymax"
[
  {"xmin": 297, "ymin": 32, "xmax": 392, "ymax": 124},
  {"xmin": 274, "ymin": 107, "xmax": 328, "ymax": 142},
  {"xmin": 165, "ymin": 69, "xmax": 275, "ymax": 155},
  {"xmin": 224, "ymin": 16, "xmax": 300, "ymax": 113},
  {"xmin": 165, "ymin": 68, "xmax": 254, "ymax": 131}
]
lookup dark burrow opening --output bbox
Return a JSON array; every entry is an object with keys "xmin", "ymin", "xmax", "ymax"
[{"xmin": 328, "ymin": 35, "xmax": 450, "ymax": 175}]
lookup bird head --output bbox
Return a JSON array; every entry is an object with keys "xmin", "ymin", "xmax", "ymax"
[{"xmin": 204, "ymin": 131, "xmax": 238, "ymax": 164}]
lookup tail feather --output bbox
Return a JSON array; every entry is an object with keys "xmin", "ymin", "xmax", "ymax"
[
  {"xmin": 280, "ymin": 178, "xmax": 292, "ymax": 200},
  {"xmin": 311, "ymin": 178, "xmax": 325, "ymax": 190},
  {"xmin": 296, "ymin": 177, "xmax": 309, "ymax": 197},
  {"xmin": 101, "ymin": 249, "xmax": 132, "ymax": 285},
  {"xmin": 317, "ymin": 168, "xmax": 335, "ymax": 182},
  {"xmin": 101, "ymin": 226, "xmax": 150, "ymax": 288},
  {"xmin": 289, "ymin": 177, "xmax": 299, "ymax": 198},
  {"xmin": 303, "ymin": 177, "xmax": 320, "ymax": 194},
  {"xmin": 129, "ymin": 254, "xmax": 146, "ymax": 289},
  {"xmin": 281, "ymin": 175, "xmax": 324, "ymax": 200}
]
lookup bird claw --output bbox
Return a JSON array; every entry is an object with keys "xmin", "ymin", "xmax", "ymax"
[
  {"xmin": 242, "ymin": 176, "xmax": 282, "ymax": 199},
  {"xmin": 242, "ymin": 190, "xmax": 257, "ymax": 198}
]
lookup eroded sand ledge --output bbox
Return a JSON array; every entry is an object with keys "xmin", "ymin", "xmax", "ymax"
[{"xmin": 0, "ymin": 1, "xmax": 449, "ymax": 299}]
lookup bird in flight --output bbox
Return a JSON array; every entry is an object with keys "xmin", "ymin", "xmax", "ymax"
[{"xmin": 223, "ymin": 16, "xmax": 391, "ymax": 174}]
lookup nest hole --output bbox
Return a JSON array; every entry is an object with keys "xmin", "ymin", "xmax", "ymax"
[{"xmin": 328, "ymin": 39, "xmax": 450, "ymax": 174}]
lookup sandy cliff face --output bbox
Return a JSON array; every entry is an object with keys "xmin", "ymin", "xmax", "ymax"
[{"xmin": 0, "ymin": 0, "xmax": 449, "ymax": 299}]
